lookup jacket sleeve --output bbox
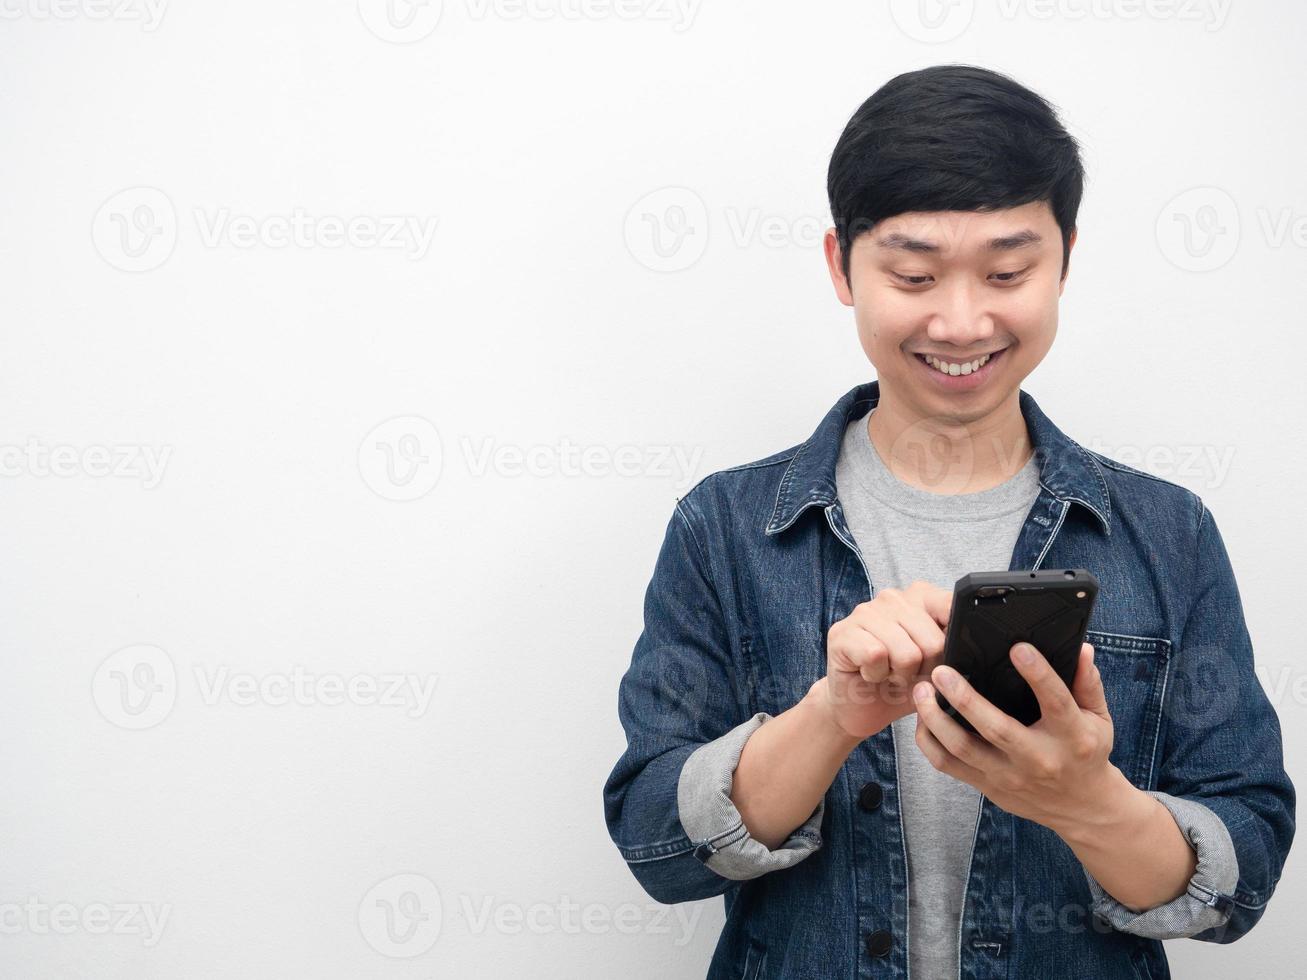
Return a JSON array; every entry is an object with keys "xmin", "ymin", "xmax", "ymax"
[
  {"xmin": 1132, "ymin": 499, "xmax": 1296, "ymax": 942},
  {"xmin": 676, "ymin": 711, "xmax": 824, "ymax": 880},
  {"xmin": 1081, "ymin": 791, "xmax": 1239, "ymax": 938},
  {"xmin": 602, "ymin": 495, "xmax": 825, "ymax": 905}
]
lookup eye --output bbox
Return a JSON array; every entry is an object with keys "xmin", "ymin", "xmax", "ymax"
[
  {"xmin": 892, "ymin": 272, "xmax": 933, "ymax": 286},
  {"xmin": 990, "ymin": 268, "xmax": 1029, "ymax": 284}
]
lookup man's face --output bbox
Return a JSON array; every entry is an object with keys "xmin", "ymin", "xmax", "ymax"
[{"xmin": 824, "ymin": 200, "xmax": 1075, "ymax": 424}]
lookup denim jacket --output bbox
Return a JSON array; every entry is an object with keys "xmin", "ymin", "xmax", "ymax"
[{"xmin": 603, "ymin": 380, "xmax": 1295, "ymax": 979}]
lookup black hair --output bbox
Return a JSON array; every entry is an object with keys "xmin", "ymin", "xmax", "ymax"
[{"xmin": 826, "ymin": 64, "xmax": 1085, "ymax": 283}]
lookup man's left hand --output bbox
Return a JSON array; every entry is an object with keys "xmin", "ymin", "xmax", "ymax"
[{"xmin": 912, "ymin": 641, "xmax": 1123, "ymax": 835}]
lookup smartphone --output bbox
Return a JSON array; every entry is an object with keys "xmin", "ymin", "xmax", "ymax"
[{"xmin": 934, "ymin": 568, "xmax": 1099, "ymax": 735}]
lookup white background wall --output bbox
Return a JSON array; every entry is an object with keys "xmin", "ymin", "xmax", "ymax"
[{"xmin": 1, "ymin": 1, "xmax": 1303, "ymax": 977}]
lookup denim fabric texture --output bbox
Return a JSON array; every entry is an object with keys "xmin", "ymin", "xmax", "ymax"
[{"xmin": 603, "ymin": 380, "xmax": 1295, "ymax": 979}]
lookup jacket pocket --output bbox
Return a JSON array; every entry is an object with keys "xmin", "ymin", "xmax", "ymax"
[{"xmin": 1084, "ymin": 630, "xmax": 1171, "ymax": 789}]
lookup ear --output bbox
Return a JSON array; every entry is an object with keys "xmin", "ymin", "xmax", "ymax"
[{"xmin": 824, "ymin": 228, "xmax": 855, "ymax": 307}]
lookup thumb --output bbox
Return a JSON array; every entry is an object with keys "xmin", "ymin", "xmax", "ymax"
[{"xmin": 1071, "ymin": 643, "xmax": 1110, "ymax": 719}]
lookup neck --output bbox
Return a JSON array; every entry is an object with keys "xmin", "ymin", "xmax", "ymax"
[{"xmin": 865, "ymin": 388, "xmax": 1034, "ymax": 495}]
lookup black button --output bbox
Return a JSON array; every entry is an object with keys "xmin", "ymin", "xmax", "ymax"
[
  {"xmin": 857, "ymin": 782, "xmax": 883, "ymax": 812},
  {"xmin": 865, "ymin": 929, "xmax": 892, "ymax": 957}
]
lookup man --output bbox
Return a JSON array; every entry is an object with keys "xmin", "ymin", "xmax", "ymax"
[{"xmin": 603, "ymin": 64, "xmax": 1294, "ymax": 979}]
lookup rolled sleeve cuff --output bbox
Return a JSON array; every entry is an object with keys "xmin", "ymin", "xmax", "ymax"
[
  {"xmin": 1083, "ymin": 790, "xmax": 1239, "ymax": 939},
  {"xmin": 675, "ymin": 712, "xmax": 824, "ymax": 881}
]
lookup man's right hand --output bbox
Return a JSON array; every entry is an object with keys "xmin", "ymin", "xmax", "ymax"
[{"xmin": 818, "ymin": 580, "xmax": 953, "ymax": 741}]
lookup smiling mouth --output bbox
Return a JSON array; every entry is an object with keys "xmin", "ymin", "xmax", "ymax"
[{"xmin": 913, "ymin": 348, "xmax": 1007, "ymax": 377}]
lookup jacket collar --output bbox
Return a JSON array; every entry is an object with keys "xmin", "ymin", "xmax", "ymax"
[{"xmin": 763, "ymin": 380, "xmax": 1112, "ymax": 537}]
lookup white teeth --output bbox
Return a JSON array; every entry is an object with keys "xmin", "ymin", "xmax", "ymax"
[{"xmin": 924, "ymin": 352, "xmax": 992, "ymax": 376}]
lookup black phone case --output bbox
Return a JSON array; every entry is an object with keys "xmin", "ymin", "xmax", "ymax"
[{"xmin": 935, "ymin": 569, "xmax": 1099, "ymax": 733}]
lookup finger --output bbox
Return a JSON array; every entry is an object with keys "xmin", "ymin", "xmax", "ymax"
[
  {"xmin": 829, "ymin": 623, "xmax": 889, "ymax": 682},
  {"xmin": 864, "ymin": 619, "xmax": 918, "ymax": 682},
  {"xmin": 914, "ymin": 680, "xmax": 1004, "ymax": 770},
  {"xmin": 1009, "ymin": 642, "xmax": 1080, "ymax": 726},
  {"xmin": 1070, "ymin": 643, "xmax": 1110, "ymax": 719},
  {"xmin": 894, "ymin": 604, "xmax": 947, "ymax": 678},
  {"xmin": 928, "ymin": 664, "xmax": 1027, "ymax": 756},
  {"xmin": 914, "ymin": 709, "xmax": 985, "ymax": 784},
  {"xmin": 848, "ymin": 626, "xmax": 891, "ymax": 684},
  {"xmin": 912, "ymin": 582, "xmax": 954, "ymax": 627},
  {"xmin": 856, "ymin": 642, "xmax": 889, "ymax": 685}
]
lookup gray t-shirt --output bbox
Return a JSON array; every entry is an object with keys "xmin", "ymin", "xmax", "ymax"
[{"xmin": 834, "ymin": 406, "xmax": 1041, "ymax": 980}]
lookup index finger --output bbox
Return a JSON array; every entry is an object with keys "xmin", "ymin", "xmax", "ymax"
[{"xmin": 907, "ymin": 580, "xmax": 953, "ymax": 626}]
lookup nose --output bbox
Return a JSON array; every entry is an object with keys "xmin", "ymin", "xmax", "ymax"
[{"xmin": 925, "ymin": 277, "xmax": 995, "ymax": 347}]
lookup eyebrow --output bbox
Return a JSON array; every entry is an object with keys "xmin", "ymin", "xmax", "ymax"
[{"xmin": 874, "ymin": 229, "xmax": 1044, "ymax": 253}]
